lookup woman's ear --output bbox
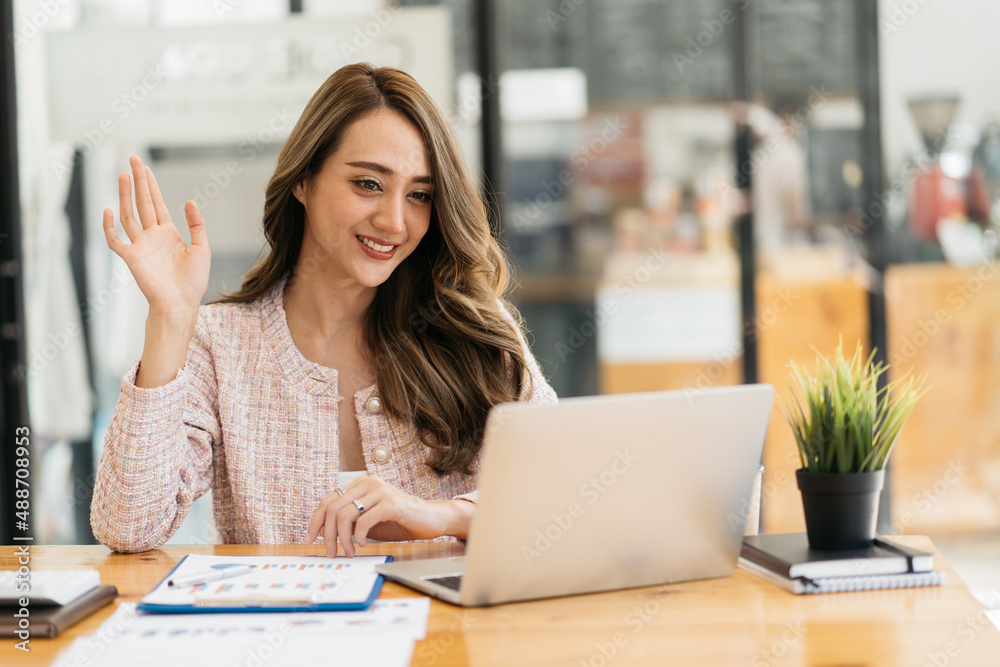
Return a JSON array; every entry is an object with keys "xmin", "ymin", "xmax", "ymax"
[{"xmin": 292, "ymin": 180, "xmax": 307, "ymax": 205}]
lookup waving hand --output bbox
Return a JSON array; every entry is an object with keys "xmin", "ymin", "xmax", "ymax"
[
  {"xmin": 102, "ymin": 155, "xmax": 211, "ymax": 317},
  {"xmin": 103, "ymin": 155, "xmax": 212, "ymax": 388}
]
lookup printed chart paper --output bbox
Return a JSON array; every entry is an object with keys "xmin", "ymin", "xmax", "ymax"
[{"xmin": 140, "ymin": 554, "xmax": 390, "ymax": 611}]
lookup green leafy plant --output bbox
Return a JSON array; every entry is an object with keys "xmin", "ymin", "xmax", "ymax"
[{"xmin": 782, "ymin": 340, "xmax": 928, "ymax": 474}]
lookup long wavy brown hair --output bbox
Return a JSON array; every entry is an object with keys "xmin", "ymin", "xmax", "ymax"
[{"xmin": 220, "ymin": 63, "xmax": 530, "ymax": 475}]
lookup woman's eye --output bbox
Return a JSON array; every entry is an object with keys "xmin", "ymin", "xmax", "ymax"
[
  {"xmin": 410, "ymin": 192, "xmax": 433, "ymax": 203},
  {"xmin": 354, "ymin": 179, "xmax": 380, "ymax": 191}
]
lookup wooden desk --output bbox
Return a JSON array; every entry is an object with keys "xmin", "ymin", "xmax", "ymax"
[{"xmin": 3, "ymin": 537, "xmax": 999, "ymax": 666}]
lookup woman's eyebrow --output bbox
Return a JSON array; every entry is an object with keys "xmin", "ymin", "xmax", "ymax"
[{"xmin": 346, "ymin": 160, "xmax": 433, "ymax": 185}]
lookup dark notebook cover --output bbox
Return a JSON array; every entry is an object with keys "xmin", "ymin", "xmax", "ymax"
[
  {"xmin": 0, "ymin": 585, "xmax": 118, "ymax": 638},
  {"xmin": 741, "ymin": 533, "xmax": 934, "ymax": 580}
]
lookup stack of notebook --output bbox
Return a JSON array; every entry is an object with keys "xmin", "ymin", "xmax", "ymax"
[
  {"xmin": 739, "ymin": 533, "xmax": 946, "ymax": 594},
  {"xmin": 0, "ymin": 570, "xmax": 118, "ymax": 637}
]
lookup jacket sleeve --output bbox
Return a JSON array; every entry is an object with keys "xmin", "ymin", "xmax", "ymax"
[{"xmin": 90, "ymin": 314, "xmax": 221, "ymax": 553}]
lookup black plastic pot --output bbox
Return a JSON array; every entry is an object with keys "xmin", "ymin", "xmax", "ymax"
[{"xmin": 796, "ymin": 468, "xmax": 885, "ymax": 550}]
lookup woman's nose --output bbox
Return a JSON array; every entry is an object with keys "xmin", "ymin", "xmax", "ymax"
[{"xmin": 372, "ymin": 194, "xmax": 405, "ymax": 235}]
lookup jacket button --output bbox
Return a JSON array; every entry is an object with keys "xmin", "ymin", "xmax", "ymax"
[
  {"xmin": 366, "ymin": 396, "xmax": 382, "ymax": 414},
  {"xmin": 373, "ymin": 446, "xmax": 390, "ymax": 463}
]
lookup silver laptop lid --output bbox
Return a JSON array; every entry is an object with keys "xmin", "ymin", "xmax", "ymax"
[{"xmin": 459, "ymin": 384, "xmax": 774, "ymax": 606}]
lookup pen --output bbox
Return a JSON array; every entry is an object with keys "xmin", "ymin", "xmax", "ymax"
[{"xmin": 168, "ymin": 564, "xmax": 255, "ymax": 588}]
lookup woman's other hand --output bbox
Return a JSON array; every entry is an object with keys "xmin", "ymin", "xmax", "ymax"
[
  {"xmin": 304, "ymin": 476, "xmax": 475, "ymax": 557},
  {"xmin": 102, "ymin": 155, "xmax": 211, "ymax": 318}
]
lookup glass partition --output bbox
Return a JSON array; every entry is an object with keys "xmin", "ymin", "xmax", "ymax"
[
  {"xmin": 877, "ymin": 0, "xmax": 1000, "ymax": 542},
  {"xmin": 498, "ymin": 0, "xmax": 744, "ymax": 400}
]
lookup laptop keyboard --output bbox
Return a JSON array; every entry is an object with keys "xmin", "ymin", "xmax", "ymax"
[{"xmin": 426, "ymin": 575, "xmax": 463, "ymax": 591}]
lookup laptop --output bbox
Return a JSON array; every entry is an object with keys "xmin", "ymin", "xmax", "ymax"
[{"xmin": 376, "ymin": 383, "xmax": 775, "ymax": 606}]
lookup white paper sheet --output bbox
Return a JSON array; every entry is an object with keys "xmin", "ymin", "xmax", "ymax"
[{"xmin": 52, "ymin": 599, "xmax": 430, "ymax": 667}]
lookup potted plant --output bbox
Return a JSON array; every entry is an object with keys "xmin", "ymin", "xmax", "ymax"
[{"xmin": 782, "ymin": 340, "xmax": 927, "ymax": 550}]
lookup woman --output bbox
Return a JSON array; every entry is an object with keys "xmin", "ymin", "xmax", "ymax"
[{"xmin": 90, "ymin": 63, "xmax": 556, "ymax": 555}]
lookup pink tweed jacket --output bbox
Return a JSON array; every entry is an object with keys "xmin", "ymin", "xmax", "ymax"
[{"xmin": 90, "ymin": 278, "xmax": 557, "ymax": 553}]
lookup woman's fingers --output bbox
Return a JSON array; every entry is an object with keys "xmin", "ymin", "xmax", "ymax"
[
  {"xmin": 335, "ymin": 501, "xmax": 364, "ymax": 558},
  {"xmin": 117, "ymin": 172, "xmax": 142, "ymax": 241},
  {"xmin": 353, "ymin": 501, "xmax": 385, "ymax": 547},
  {"xmin": 304, "ymin": 515, "xmax": 319, "ymax": 545},
  {"xmin": 305, "ymin": 495, "xmax": 335, "ymax": 545},
  {"xmin": 346, "ymin": 493, "xmax": 382, "ymax": 549},
  {"xmin": 184, "ymin": 200, "xmax": 209, "ymax": 251},
  {"xmin": 144, "ymin": 165, "xmax": 172, "ymax": 225},
  {"xmin": 102, "ymin": 207, "xmax": 127, "ymax": 255},
  {"xmin": 308, "ymin": 479, "xmax": 426, "ymax": 558},
  {"xmin": 323, "ymin": 505, "xmax": 341, "ymax": 558},
  {"xmin": 309, "ymin": 490, "xmax": 377, "ymax": 558},
  {"xmin": 130, "ymin": 155, "xmax": 157, "ymax": 228}
]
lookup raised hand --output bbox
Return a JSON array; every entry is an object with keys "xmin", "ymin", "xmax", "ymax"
[
  {"xmin": 103, "ymin": 155, "xmax": 212, "ymax": 388},
  {"xmin": 102, "ymin": 155, "xmax": 211, "ymax": 318}
]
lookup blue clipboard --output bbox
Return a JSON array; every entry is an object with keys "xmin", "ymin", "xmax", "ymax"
[{"xmin": 137, "ymin": 554, "xmax": 392, "ymax": 614}]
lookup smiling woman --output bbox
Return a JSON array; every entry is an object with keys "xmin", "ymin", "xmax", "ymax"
[{"xmin": 89, "ymin": 63, "xmax": 557, "ymax": 555}]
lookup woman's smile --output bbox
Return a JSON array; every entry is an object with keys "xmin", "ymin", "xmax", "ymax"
[{"xmin": 356, "ymin": 234, "xmax": 399, "ymax": 258}]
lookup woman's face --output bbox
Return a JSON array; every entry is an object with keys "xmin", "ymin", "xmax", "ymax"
[{"xmin": 293, "ymin": 109, "xmax": 434, "ymax": 289}]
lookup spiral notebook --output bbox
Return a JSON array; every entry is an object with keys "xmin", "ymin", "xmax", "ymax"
[{"xmin": 738, "ymin": 556, "xmax": 946, "ymax": 594}]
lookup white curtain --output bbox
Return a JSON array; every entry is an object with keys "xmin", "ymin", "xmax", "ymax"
[{"xmin": 16, "ymin": 0, "xmax": 94, "ymax": 442}]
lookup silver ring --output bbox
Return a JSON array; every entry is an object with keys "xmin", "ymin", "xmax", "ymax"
[
  {"xmin": 335, "ymin": 487, "xmax": 345, "ymax": 497},
  {"xmin": 352, "ymin": 499, "xmax": 366, "ymax": 513}
]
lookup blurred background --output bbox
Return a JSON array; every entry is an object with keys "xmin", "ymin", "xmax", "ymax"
[{"xmin": 1, "ymin": 0, "xmax": 998, "ymax": 587}]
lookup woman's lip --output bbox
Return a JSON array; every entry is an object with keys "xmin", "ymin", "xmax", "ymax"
[
  {"xmin": 357, "ymin": 234, "xmax": 398, "ymax": 248},
  {"xmin": 356, "ymin": 235, "xmax": 398, "ymax": 259}
]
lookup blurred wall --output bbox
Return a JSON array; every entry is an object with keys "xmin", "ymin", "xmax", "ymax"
[{"xmin": 880, "ymin": 0, "xmax": 1000, "ymax": 169}]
